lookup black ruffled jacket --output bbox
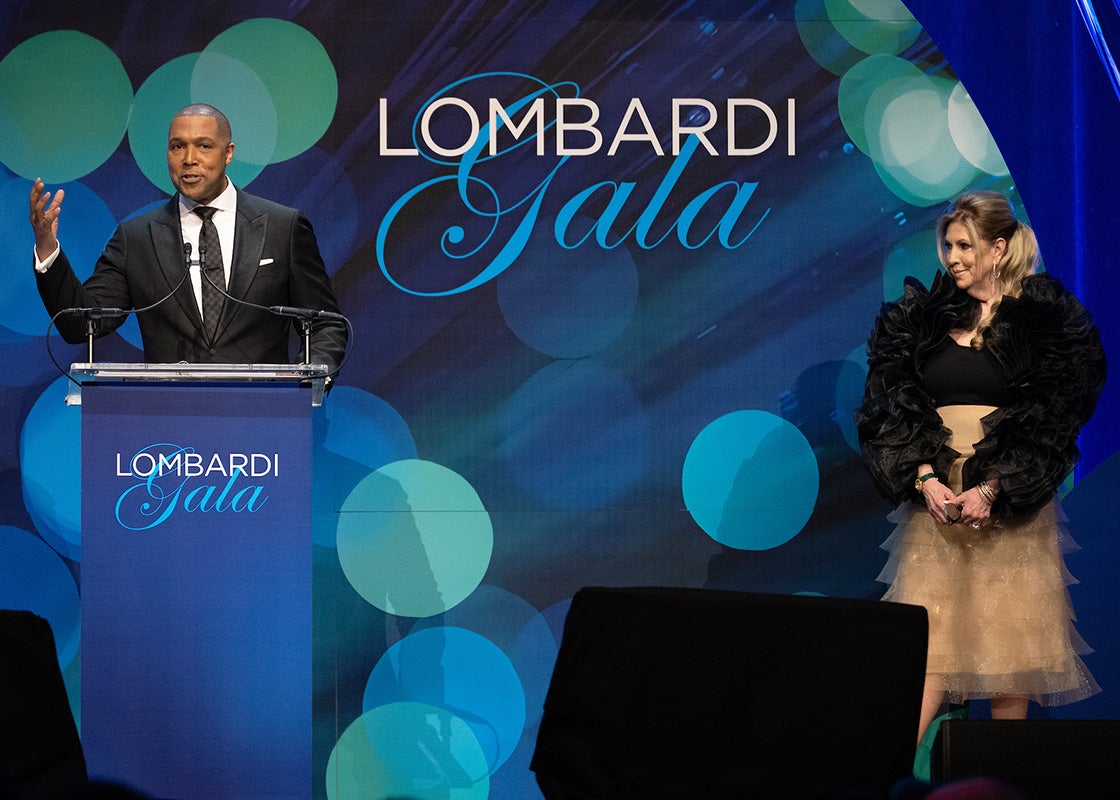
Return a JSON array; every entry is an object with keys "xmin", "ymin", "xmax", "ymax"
[{"xmin": 855, "ymin": 271, "xmax": 1106, "ymax": 516}]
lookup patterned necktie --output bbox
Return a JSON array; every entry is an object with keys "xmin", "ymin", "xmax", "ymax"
[{"xmin": 193, "ymin": 206, "xmax": 225, "ymax": 341}]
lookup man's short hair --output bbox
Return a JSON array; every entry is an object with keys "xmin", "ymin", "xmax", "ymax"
[{"xmin": 172, "ymin": 103, "xmax": 232, "ymax": 142}]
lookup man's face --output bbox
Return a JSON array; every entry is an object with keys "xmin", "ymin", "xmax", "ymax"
[{"xmin": 167, "ymin": 114, "xmax": 234, "ymax": 205}]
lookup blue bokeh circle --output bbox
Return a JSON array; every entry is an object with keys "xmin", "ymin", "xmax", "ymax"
[
  {"xmin": 363, "ymin": 626, "xmax": 527, "ymax": 774},
  {"xmin": 0, "ymin": 525, "xmax": 81, "ymax": 668},
  {"xmin": 682, "ymin": 410, "xmax": 820, "ymax": 550},
  {"xmin": 20, "ymin": 376, "xmax": 82, "ymax": 561}
]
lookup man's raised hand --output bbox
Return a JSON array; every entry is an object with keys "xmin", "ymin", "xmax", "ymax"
[{"xmin": 29, "ymin": 178, "xmax": 64, "ymax": 260}]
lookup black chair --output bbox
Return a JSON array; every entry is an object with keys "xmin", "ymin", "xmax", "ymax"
[
  {"xmin": 531, "ymin": 586, "xmax": 928, "ymax": 800},
  {"xmin": 0, "ymin": 610, "xmax": 88, "ymax": 799}
]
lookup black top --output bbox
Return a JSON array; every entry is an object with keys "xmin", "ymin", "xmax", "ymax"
[{"xmin": 924, "ymin": 335, "xmax": 1014, "ymax": 407}]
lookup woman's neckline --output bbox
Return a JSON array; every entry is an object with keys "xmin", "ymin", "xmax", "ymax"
[{"xmin": 947, "ymin": 331, "xmax": 979, "ymax": 348}]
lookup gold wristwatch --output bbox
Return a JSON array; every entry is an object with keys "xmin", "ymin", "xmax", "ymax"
[{"xmin": 914, "ymin": 472, "xmax": 936, "ymax": 491}]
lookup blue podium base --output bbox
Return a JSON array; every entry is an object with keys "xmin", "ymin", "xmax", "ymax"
[{"xmin": 80, "ymin": 383, "xmax": 313, "ymax": 800}]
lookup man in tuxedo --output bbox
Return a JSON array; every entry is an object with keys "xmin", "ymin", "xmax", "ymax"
[{"xmin": 29, "ymin": 103, "xmax": 347, "ymax": 375}]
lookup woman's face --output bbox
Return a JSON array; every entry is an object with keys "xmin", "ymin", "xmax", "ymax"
[{"xmin": 943, "ymin": 221, "xmax": 1004, "ymax": 299}]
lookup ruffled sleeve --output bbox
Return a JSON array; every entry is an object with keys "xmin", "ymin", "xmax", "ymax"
[
  {"xmin": 855, "ymin": 273, "xmax": 973, "ymax": 505},
  {"xmin": 965, "ymin": 274, "xmax": 1107, "ymax": 515}
]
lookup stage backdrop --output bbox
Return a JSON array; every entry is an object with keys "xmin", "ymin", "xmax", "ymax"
[{"xmin": 1, "ymin": 2, "xmax": 1118, "ymax": 798}]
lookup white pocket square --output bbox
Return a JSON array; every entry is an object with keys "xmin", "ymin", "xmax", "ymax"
[{"xmin": 259, "ymin": 258, "xmax": 275, "ymax": 266}]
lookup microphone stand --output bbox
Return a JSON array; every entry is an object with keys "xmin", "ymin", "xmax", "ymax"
[
  {"xmin": 85, "ymin": 317, "xmax": 97, "ymax": 363},
  {"xmin": 300, "ymin": 319, "xmax": 312, "ymax": 365},
  {"xmin": 78, "ymin": 308, "xmax": 129, "ymax": 362}
]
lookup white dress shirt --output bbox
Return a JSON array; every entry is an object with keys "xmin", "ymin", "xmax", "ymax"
[{"xmin": 178, "ymin": 180, "xmax": 237, "ymax": 318}]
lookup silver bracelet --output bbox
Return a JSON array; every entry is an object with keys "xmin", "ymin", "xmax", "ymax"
[{"xmin": 977, "ymin": 480, "xmax": 997, "ymax": 505}]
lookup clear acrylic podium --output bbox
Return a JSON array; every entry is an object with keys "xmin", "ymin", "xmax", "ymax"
[{"xmin": 66, "ymin": 361, "xmax": 330, "ymax": 406}]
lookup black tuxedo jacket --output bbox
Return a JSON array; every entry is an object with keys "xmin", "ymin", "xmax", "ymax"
[{"xmin": 37, "ymin": 189, "xmax": 347, "ymax": 372}]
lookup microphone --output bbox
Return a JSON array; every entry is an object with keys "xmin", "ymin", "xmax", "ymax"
[
  {"xmin": 59, "ymin": 306, "xmax": 130, "ymax": 319},
  {"xmin": 269, "ymin": 305, "xmax": 346, "ymax": 322}
]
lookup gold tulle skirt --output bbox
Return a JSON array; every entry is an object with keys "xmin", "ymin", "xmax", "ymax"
[{"xmin": 878, "ymin": 404, "xmax": 1100, "ymax": 705}]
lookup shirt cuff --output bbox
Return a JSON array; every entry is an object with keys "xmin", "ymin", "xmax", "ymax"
[{"xmin": 34, "ymin": 243, "xmax": 61, "ymax": 274}]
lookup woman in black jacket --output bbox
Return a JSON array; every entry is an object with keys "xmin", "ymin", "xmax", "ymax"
[{"xmin": 856, "ymin": 190, "xmax": 1106, "ymax": 747}]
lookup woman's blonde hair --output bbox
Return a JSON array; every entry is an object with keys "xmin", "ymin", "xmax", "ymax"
[{"xmin": 937, "ymin": 190, "xmax": 1040, "ymax": 346}]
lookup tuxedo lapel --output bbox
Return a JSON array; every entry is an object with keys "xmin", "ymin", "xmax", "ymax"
[
  {"xmin": 149, "ymin": 198, "xmax": 204, "ymax": 332},
  {"xmin": 227, "ymin": 192, "xmax": 267, "ymax": 302}
]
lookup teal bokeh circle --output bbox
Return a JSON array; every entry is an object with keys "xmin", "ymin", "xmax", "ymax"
[
  {"xmin": 825, "ymin": 0, "xmax": 921, "ymax": 55},
  {"xmin": 130, "ymin": 54, "xmax": 198, "ymax": 194},
  {"xmin": 189, "ymin": 49, "xmax": 278, "ymax": 170},
  {"xmin": 796, "ymin": 0, "xmax": 872, "ymax": 76},
  {"xmin": 947, "ymin": 82, "xmax": 1009, "ymax": 176},
  {"xmin": 0, "ymin": 31, "xmax": 132, "ymax": 182},
  {"xmin": 335, "ymin": 459, "xmax": 493, "ymax": 617},
  {"xmin": 837, "ymin": 54, "xmax": 924, "ymax": 156},
  {"xmin": 204, "ymin": 18, "xmax": 337, "ymax": 164},
  {"xmin": 682, "ymin": 410, "xmax": 819, "ymax": 550},
  {"xmin": 326, "ymin": 701, "xmax": 490, "ymax": 800},
  {"xmin": 130, "ymin": 53, "xmax": 270, "ymax": 194},
  {"xmin": 866, "ymin": 73, "xmax": 980, "ymax": 205}
]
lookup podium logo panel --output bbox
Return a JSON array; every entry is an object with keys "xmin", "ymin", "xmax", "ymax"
[{"xmin": 112, "ymin": 443, "xmax": 279, "ymax": 529}]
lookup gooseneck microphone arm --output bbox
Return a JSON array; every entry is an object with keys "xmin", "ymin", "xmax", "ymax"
[
  {"xmin": 193, "ymin": 248, "xmax": 350, "ymax": 370},
  {"xmin": 195, "ymin": 240, "xmax": 312, "ymax": 362},
  {"xmin": 132, "ymin": 242, "xmax": 194, "ymax": 315}
]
